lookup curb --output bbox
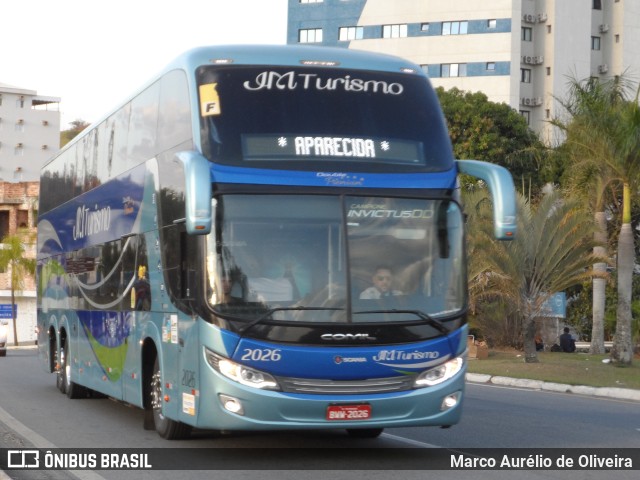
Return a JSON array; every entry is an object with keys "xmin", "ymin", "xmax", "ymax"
[{"xmin": 466, "ymin": 373, "xmax": 640, "ymax": 402}]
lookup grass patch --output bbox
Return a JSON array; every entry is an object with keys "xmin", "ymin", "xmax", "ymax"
[{"xmin": 467, "ymin": 350, "xmax": 640, "ymax": 389}]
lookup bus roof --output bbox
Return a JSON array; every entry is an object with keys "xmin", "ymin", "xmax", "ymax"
[
  {"xmin": 51, "ymin": 45, "xmax": 427, "ymax": 166},
  {"xmin": 170, "ymin": 44, "xmax": 423, "ymax": 74}
]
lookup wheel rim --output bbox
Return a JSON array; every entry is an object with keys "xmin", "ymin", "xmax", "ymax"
[
  {"xmin": 59, "ymin": 347, "xmax": 66, "ymax": 379},
  {"xmin": 64, "ymin": 350, "xmax": 71, "ymax": 387},
  {"xmin": 150, "ymin": 368, "xmax": 164, "ymax": 420}
]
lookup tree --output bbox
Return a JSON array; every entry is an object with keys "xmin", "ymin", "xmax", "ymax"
[
  {"xmin": 436, "ymin": 87, "xmax": 553, "ymax": 195},
  {"xmin": 606, "ymin": 89, "xmax": 640, "ymax": 365},
  {"xmin": 554, "ymin": 76, "xmax": 640, "ymax": 365},
  {"xmin": 467, "ymin": 189, "xmax": 602, "ymax": 363},
  {"xmin": 552, "ymin": 76, "xmax": 629, "ymax": 355},
  {"xmin": 0, "ymin": 231, "xmax": 36, "ymax": 346},
  {"xmin": 60, "ymin": 119, "xmax": 90, "ymax": 148}
]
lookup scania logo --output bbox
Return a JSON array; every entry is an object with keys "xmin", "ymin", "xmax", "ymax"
[
  {"xmin": 334, "ymin": 356, "xmax": 367, "ymax": 364},
  {"xmin": 321, "ymin": 333, "xmax": 376, "ymax": 341}
]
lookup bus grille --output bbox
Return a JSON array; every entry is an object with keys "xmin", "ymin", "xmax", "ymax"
[{"xmin": 277, "ymin": 375, "xmax": 415, "ymax": 394}]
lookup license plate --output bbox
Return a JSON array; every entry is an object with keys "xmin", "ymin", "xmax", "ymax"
[{"xmin": 326, "ymin": 404, "xmax": 371, "ymax": 421}]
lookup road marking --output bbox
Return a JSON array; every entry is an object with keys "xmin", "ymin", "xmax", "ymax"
[
  {"xmin": 381, "ymin": 432, "xmax": 440, "ymax": 448},
  {"xmin": 0, "ymin": 404, "xmax": 106, "ymax": 480}
]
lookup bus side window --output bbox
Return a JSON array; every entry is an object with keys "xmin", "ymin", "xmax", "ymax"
[
  {"xmin": 130, "ymin": 234, "xmax": 151, "ymax": 311},
  {"xmin": 161, "ymin": 224, "xmax": 198, "ymax": 312}
]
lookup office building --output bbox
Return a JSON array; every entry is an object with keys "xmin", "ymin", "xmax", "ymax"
[
  {"xmin": 0, "ymin": 82, "xmax": 56, "ymax": 344},
  {"xmin": 287, "ymin": 0, "xmax": 640, "ymax": 144},
  {"xmin": 0, "ymin": 82, "xmax": 60, "ymax": 181}
]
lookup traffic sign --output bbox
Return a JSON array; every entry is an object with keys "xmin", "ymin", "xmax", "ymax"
[{"xmin": 0, "ymin": 304, "xmax": 17, "ymax": 319}]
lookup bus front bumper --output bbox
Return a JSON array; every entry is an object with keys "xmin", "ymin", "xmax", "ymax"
[{"xmin": 187, "ymin": 369, "xmax": 465, "ymax": 431}]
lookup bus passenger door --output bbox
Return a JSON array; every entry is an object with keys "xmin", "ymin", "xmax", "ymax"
[{"xmin": 157, "ymin": 221, "xmax": 201, "ymax": 422}]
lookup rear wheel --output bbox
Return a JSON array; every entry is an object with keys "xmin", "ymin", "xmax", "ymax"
[
  {"xmin": 61, "ymin": 338, "xmax": 86, "ymax": 399},
  {"xmin": 149, "ymin": 357, "xmax": 191, "ymax": 440},
  {"xmin": 56, "ymin": 340, "xmax": 66, "ymax": 393},
  {"xmin": 346, "ymin": 428, "xmax": 384, "ymax": 439}
]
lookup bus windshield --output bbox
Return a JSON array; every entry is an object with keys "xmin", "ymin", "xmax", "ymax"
[
  {"xmin": 206, "ymin": 195, "xmax": 465, "ymax": 324},
  {"xmin": 197, "ymin": 66, "xmax": 454, "ymax": 172}
]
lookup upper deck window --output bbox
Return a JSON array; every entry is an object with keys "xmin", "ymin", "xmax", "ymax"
[{"xmin": 197, "ymin": 66, "xmax": 454, "ymax": 173}]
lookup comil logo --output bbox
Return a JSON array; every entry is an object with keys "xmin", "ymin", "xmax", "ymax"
[
  {"xmin": 7, "ymin": 450, "xmax": 40, "ymax": 468},
  {"xmin": 321, "ymin": 333, "xmax": 376, "ymax": 341}
]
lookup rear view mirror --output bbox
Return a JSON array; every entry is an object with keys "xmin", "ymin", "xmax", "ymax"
[
  {"xmin": 456, "ymin": 160, "xmax": 517, "ymax": 240},
  {"xmin": 175, "ymin": 151, "xmax": 212, "ymax": 235}
]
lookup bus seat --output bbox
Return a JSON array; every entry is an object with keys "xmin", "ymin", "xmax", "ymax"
[{"xmin": 248, "ymin": 277, "xmax": 294, "ymax": 302}]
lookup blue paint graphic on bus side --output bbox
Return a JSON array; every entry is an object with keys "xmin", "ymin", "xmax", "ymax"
[
  {"xmin": 77, "ymin": 310, "xmax": 131, "ymax": 348},
  {"xmin": 37, "ymin": 165, "xmax": 147, "ymax": 256}
]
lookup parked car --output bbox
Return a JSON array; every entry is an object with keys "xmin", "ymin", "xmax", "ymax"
[{"xmin": 0, "ymin": 319, "xmax": 8, "ymax": 356}]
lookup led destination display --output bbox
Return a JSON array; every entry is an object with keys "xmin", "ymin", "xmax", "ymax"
[{"xmin": 242, "ymin": 134, "xmax": 424, "ymax": 165}]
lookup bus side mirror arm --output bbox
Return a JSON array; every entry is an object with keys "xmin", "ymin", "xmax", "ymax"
[
  {"xmin": 175, "ymin": 151, "xmax": 212, "ymax": 235},
  {"xmin": 456, "ymin": 160, "xmax": 517, "ymax": 240}
]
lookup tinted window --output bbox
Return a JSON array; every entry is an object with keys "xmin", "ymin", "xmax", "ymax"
[
  {"xmin": 197, "ymin": 66, "xmax": 454, "ymax": 173},
  {"xmin": 158, "ymin": 69, "xmax": 192, "ymax": 152},
  {"xmin": 127, "ymin": 81, "xmax": 160, "ymax": 164},
  {"xmin": 206, "ymin": 195, "xmax": 466, "ymax": 325}
]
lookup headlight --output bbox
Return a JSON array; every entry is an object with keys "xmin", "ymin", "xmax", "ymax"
[
  {"xmin": 414, "ymin": 356, "xmax": 464, "ymax": 388},
  {"xmin": 205, "ymin": 348, "xmax": 280, "ymax": 391}
]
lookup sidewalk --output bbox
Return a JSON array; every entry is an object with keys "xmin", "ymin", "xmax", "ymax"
[{"xmin": 466, "ymin": 372, "xmax": 640, "ymax": 402}]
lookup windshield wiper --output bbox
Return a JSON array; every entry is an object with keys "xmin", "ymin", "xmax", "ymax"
[
  {"xmin": 353, "ymin": 309, "xmax": 450, "ymax": 335},
  {"xmin": 238, "ymin": 306, "xmax": 344, "ymax": 335}
]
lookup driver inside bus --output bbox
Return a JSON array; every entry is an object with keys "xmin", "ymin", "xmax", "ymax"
[
  {"xmin": 218, "ymin": 266, "xmax": 247, "ymax": 305},
  {"xmin": 359, "ymin": 266, "xmax": 403, "ymax": 299}
]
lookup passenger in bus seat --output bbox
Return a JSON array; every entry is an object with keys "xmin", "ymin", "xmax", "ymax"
[
  {"xmin": 359, "ymin": 266, "xmax": 403, "ymax": 299},
  {"xmin": 133, "ymin": 266, "xmax": 151, "ymax": 311}
]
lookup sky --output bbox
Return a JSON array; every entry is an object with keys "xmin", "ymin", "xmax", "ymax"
[{"xmin": 2, "ymin": 0, "xmax": 288, "ymax": 128}]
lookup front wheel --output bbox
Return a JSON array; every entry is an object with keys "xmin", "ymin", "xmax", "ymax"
[{"xmin": 148, "ymin": 357, "xmax": 192, "ymax": 440}]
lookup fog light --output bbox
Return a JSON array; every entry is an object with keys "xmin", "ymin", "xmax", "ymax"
[
  {"xmin": 440, "ymin": 392, "xmax": 460, "ymax": 411},
  {"xmin": 219, "ymin": 394, "xmax": 245, "ymax": 415}
]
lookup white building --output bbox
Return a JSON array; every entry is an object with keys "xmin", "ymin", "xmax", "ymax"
[
  {"xmin": 0, "ymin": 81, "xmax": 58, "ymax": 345},
  {"xmin": 0, "ymin": 82, "xmax": 60, "ymax": 181},
  {"xmin": 287, "ymin": 0, "xmax": 640, "ymax": 144}
]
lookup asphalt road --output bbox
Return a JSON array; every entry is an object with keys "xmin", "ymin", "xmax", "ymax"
[{"xmin": 0, "ymin": 348, "xmax": 638, "ymax": 480}]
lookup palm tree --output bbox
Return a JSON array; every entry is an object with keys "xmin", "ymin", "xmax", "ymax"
[
  {"xmin": 0, "ymin": 231, "xmax": 36, "ymax": 346},
  {"xmin": 467, "ymin": 189, "xmax": 603, "ymax": 363},
  {"xmin": 552, "ymin": 75, "xmax": 633, "ymax": 356},
  {"xmin": 606, "ymin": 89, "xmax": 640, "ymax": 364}
]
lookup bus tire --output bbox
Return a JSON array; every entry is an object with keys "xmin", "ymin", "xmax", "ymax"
[
  {"xmin": 346, "ymin": 428, "xmax": 384, "ymax": 439},
  {"xmin": 55, "ymin": 338, "xmax": 66, "ymax": 393},
  {"xmin": 149, "ymin": 357, "xmax": 192, "ymax": 440},
  {"xmin": 62, "ymin": 338, "xmax": 86, "ymax": 399}
]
